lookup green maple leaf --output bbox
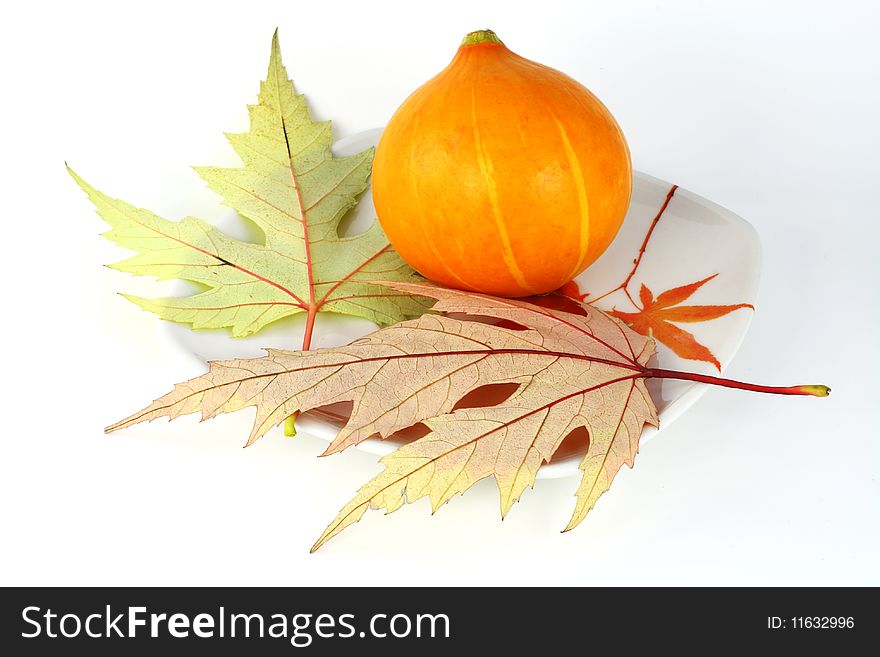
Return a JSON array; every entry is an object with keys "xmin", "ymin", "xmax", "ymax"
[{"xmin": 69, "ymin": 31, "xmax": 428, "ymax": 341}]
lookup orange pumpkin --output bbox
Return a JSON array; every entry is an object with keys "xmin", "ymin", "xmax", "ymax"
[{"xmin": 372, "ymin": 29, "xmax": 632, "ymax": 297}]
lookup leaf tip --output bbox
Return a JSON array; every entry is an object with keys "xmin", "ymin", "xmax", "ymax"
[
  {"xmin": 499, "ymin": 493, "xmax": 519, "ymax": 520},
  {"xmin": 310, "ymin": 528, "xmax": 335, "ymax": 553},
  {"xmin": 66, "ymin": 164, "xmax": 85, "ymax": 187},
  {"xmin": 118, "ymin": 292, "xmax": 147, "ymax": 307},
  {"xmin": 104, "ymin": 418, "xmax": 127, "ymax": 433},
  {"xmin": 270, "ymin": 28, "xmax": 282, "ymax": 63},
  {"xmin": 561, "ymin": 513, "xmax": 586, "ymax": 533}
]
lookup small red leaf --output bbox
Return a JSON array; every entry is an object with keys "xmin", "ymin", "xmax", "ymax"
[
  {"xmin": 606, "ymin": 274, "xmax": 754, "ymax": 371},
  {"xmin": 556, "ymin": 280, "xmax": 589, "ymax": 302},
  {"xmin": 644, "ymin": 320, "xmax": 722, "ymax": 370},
  {"xmin": 556, "ymin": 273, "xmax": 752, "ymax": 371},
  {"xmin": 653, "ymin": 274, "xmax": 718, "ymax": 309},
  {"xmin": 658, "ymin": 303, "xmax": 754, "ymax": 323},
  {"xmin": 528, "ymin": 291, "xmax": 591, "ymax": 316},
  {"xmin": 609, "ymin": 309, "xmax": 648, "ymax": 333}
]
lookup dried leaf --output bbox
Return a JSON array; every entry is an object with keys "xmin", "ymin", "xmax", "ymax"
[
  {"xmin": 109, "ymin": 282, "xmax": 659, "ymax": 549},
  {"xmin": 70, "ymin": 31, "xmax": 428, "ymax": 339}
]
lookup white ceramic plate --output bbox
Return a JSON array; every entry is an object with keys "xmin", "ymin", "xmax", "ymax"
[{"xmin": 166, "ymin": 128, "xmax": 761, "ymax": 478}]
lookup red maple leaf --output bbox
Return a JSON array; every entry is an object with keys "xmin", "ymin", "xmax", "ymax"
[
  {"xmin": 608, "ymin": 274, "xmax": 753, "ymax": 371},
  {"xmin": 556, "ymin": 280, "xmax": 590, "ymax": 303}
]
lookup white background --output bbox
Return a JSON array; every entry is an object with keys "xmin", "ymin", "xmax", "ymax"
[{"xmin": 1, "ymin": 0, "xmax": 877, "ymax": 586}]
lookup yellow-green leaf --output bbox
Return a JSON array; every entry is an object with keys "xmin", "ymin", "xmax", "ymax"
[{"xmin": 70, "ymin": 31, "xmax": 428, "ymax": 338}]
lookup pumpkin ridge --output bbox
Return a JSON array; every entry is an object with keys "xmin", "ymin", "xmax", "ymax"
[
  {"xmin": 553, "ymin": 117, "xmax": 591, "ymax": 278},
  {"xmin": 470, "ymin": 87, "xmax": 535, "ymax": 294},
  {"xmin": 401, "ymin": 80, "xmax": 477, "ymax": 291}
]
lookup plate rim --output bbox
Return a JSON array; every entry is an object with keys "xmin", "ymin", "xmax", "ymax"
[
  {"xmin": 292, "ymin": 160, "xmax": 763, "ymax": 478},
  {"xmin": 164, "ymin": 130, "xmax": 762, "ymax": 479}
]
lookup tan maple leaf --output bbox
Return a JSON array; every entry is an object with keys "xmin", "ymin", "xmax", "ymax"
[{"xmin": 108, "ymin": 282, "xmax": 659, "ymax": 549}]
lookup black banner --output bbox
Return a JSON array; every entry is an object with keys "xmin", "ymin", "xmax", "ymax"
[{"xmin": 0, "ymin": 587, "xmax": 872, "ymax": 654}]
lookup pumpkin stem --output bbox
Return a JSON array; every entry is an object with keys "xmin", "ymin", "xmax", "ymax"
[{"xmin": 462, "ymin": 29, "xmax": 504, "ymax": 46}]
